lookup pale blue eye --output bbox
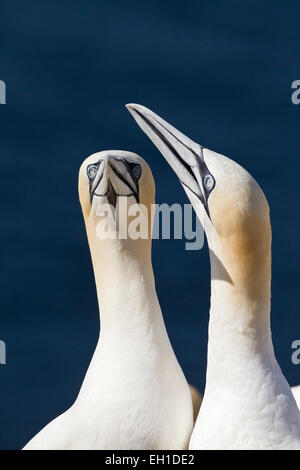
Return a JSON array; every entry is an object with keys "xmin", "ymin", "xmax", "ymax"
[
  {"xmin": 87, "ymin": 165, "xmax": 98, "ymax": 179},
  {"xmin": 204, "ymin": 173, "xmax": 215, "ymax": 191}
]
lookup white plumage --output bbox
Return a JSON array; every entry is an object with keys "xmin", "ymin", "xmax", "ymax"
[
  {"xmin": 127, "ymin": 104, "xmax": 300, "ymax": 450},
  {"xmin": 23, "ymin": 151, "xmax": 193, "ymax": 450}
]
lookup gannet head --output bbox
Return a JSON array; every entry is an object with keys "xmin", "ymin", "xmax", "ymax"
[
  {"xmin": 126, "ymin": 104, "xmax": 271, "ymax": 295},
  {"xmin": 78, "ymin": 150, "xmax": 155, "ymax": 253}
]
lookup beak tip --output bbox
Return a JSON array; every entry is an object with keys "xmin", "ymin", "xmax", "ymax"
[
  {"xmin": 126, "ymin": 103, "xmax": 150, "ymax": 116},
  {"xmin": 125, "ymin": 103, "xmax": 137, "ymax": 111},
  {"xmin": 125, "ymin": 104, "xmax": 139, "ymax": 119}
]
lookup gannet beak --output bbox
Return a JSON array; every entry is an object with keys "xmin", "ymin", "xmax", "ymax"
[
  {"xmin": 126, "ymin": 103, "xmax": 210, "ymax": 215},
  {"xmin": 89, "ymin": 155, "xmax": 140, "ymax": 208}
]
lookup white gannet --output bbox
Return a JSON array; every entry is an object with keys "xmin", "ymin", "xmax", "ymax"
[
  {"xmin": 126, "ymin": 104, "xmax": 300, "ymax": 450},
  {"xmin": 23, "ymin": 150, "xmax": 193, "ymax": 450}
]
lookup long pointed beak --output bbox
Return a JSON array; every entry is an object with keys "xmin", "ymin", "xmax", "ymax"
[{"xmin": 126, "ymin": 103, "xmax": 208, "ymax": 209}]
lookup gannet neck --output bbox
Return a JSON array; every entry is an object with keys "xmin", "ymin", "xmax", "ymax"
[
  {"xmin": 204, "ymin": 204, "xmax": 274, "ymax": 383},
  {"xmin": 88, "ymin": 230, "xmax": 162, "ymax": 336},
  {"xmin": 206, "ymin": 258, "xmax": 272, "ymax": 388},
  {"xmin": 79, "ymin": 150, "xmax": 174, "ymax": 352}
]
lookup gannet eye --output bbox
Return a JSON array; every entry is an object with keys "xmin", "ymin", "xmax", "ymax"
[
  {"xmin": 87, "ymin": 165, "xmax": 98, "ymax": 179},
  {"xmin": 203, "ymin": 173, "xmax": 215, "ymax": 191},
  {"xmin": 131, "ymin": 164, "xmax": 142, "ymax": 180}
]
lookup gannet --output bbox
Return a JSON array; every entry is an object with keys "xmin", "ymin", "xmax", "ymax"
[
  {"xmin": 126, "ymin": 104, "xmax": 300, "ymax": 450},
  {"xmin": 23, "ymin": 150, "xmax": 193, "ymax": 450}
]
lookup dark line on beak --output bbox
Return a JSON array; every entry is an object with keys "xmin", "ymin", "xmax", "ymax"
[
  {"xmin": 108, "ymin": 160, "xmax": 139, "ymax": 203},
  {"xmin": 180, "ymin": 180, "xmax": 205, "ymax": 205},
  {"xmin": 133, "ymin": 109, "xmax": 212, "ymax": 219},
  {"xmin": 134, "ymin": 109, "xmax": 199, "ymax": 192},
  {"xmin": 107, "ymin": 180, "xmax": 117, "ymax": 208},
  {"xmin": 181, "ymin": 180, "xmax": 211, "ymax": 219},
  {"xmin": 150, "ymin": 114, "xmax": 208, "ymax": 176},
  {"xmin": 150, "ymin": 114, "xmax": 201, "ymax": 159}
]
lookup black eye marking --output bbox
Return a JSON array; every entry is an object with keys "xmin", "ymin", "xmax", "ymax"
[
  {"xmin": 87, "ymin": 161, "xmax": 101, "ymax": 203},
  {"xmin": 131, "ymin": 164, "xmax": 142, "ymax": 180},
  {"xmin": 88, "ymin": 158, "xmax": 141, "ymax": 206},
  {"xmin": 203, "ymin": 173, "xmax": 215, "ymax": 192},
  {"xmin": 126, "ymin": 162, "xmax": 142, "ymax": 181},
  {"xmin": 87, "ymin": 163, "xmax": 99, "ymax": 179}
]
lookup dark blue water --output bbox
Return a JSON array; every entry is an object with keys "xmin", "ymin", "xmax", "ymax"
[{"xmin": 0, "ymin": 0, "xmax": 299, "ymax": 449}]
